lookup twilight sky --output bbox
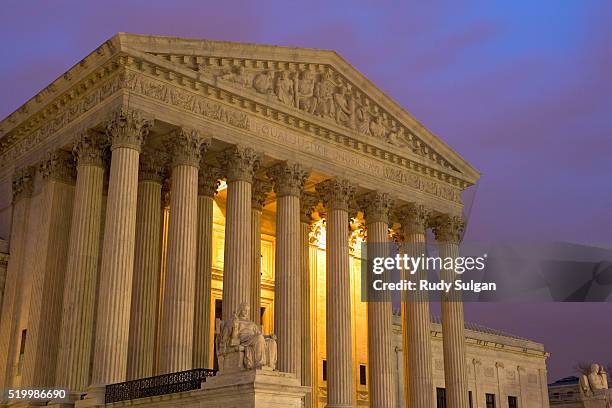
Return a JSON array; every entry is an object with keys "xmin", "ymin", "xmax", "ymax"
[{"xmin": 1, "ymin": 0, "xmax": 611, "ymax": 381}]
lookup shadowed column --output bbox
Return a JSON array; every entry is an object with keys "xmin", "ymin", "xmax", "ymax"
[
  {"xmin": 21, "ymin": 150, "xmax": 75, "ymax": 388},
  {"xmin": 218, "ymin": 145, "xmax": 260, "ymax": 321},
  {"xmin": 91, "ymin": 108, "xmax": 152, "ymax": 387},
  {"xmin": 432, "ymin": 214, "xmax": 468, "ymax": 408},
  {"xmin": 159, "ymin": 128, "xmax": 208, "ymax": 374},
  {"xmin": 127, "ymin": 149, "xmax": 166, "ymax": 380},
  {"xmin": 192, "ymin": 164, "xmax": 221, "ymax": 369},
  {"xmin": 250, "ymin": 179, "xmax": 272, "ymax": 325},
  {"xmin": 358, "ymin": 191, "xmax": 396, "ymax": 408},
  {"xmin": 300, "ymin": 193, "xmax": 319, "ymax": 408},
  {"xmin": 396, "ymin": 203, "xmax": 434, "ymax": 408},
  {"xmin": 0, "ymin": 166, "xmax": 35, "ymax": 395},
  {"xmin": 268, "ymin": 161, "xmax": 309, "ymax": 377},
  {"xmin": 316, "ymin": 178, "xmax": 356, "ymax": 408},
  {"xmin": 56, "ymin": 132, "xmax": 106, "ymax": 393}
]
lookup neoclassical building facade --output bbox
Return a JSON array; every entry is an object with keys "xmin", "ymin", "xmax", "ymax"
[{"xmin": 0, "ymin": 34, "xmax": 547, "ymax": 407}]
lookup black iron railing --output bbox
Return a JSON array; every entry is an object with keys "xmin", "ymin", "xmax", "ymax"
[{"xmin": 105, "ymin": 368, "xmax": 217, "ymax": 403}]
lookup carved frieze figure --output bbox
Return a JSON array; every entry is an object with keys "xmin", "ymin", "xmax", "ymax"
[
  {"xmin": 274, "ymin": 71, "xmax": 294, "ymax": 105},
  {"xmin": 219, "ymin": 66, "xmax": 252, "ymax": 88},
  {"xmin": 369, "ymin": 114, "xmax": 388, "ymax": 140},
  {"xmin": 334, "ymin": 85, "xmax": 356, "ymax": 130},
  {"xmin": 295, "ymin": 70, "xmax": 317, "ymax": 113},
  {"xmin": 253, "ymin": 70, "xmax": 275, "ymax": 95},
  {"xmin": 315, "ymin": 70, "xmax": 338, "ymax": 119},
  {"xmin": 215, "ymin": 302, "xmax": 277, "ymax": 371},
  {"xmin": 387, "ymin": 125, "xmax": 408, "ymax": 147}
]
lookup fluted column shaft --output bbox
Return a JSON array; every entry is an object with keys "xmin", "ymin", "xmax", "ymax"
[
  {"xmin": 219, "ymin": 146, "xmax": 259, "ymax": 320},
  {"xmin": 0, "ymin": 166, "xmax": 35, "ymax": 394},
  {"xmin": 193, "ymin": 165, "xmax": 220, "ymax": 369},
  {"xmin": 91, "ymin": 108, "xmax": 151, "ymax": 386},
  {"xmin": 21, "ymin": 151, "xmax": 75, "ymax": 388},
  {"xmin": 269, "ymin": 162, "xmax": 308, "ymax": 378},
  {"xmin": 397, "ymin": 204, "xmax": 434, "ymax": 408},
  {"xmin": 300, "ymin": 194, "xmax": 318, "ymax": 408},
  {"xmin": 127, "ymin": 150, "xmax": 165, "ymax": 380},
  {"xmin": 359, "ymin": 192, "xmax": 396, "ymax": 408},
  {"xmin": 316, "ymin": 179, "xmax": 356, "ymax": 408},
  {"xmin": 433, "ymin": 215, "xmax": 468, "ymax": 408},
  {"xmin": 159, "ymin": 128, "xmax": 206, "ymax": 374},
  {"xmin": 56, "ymin": 133, "xmax": 105, "ymax": 392},
  {"xmin": 250, "ymin": 179, "xmax": 271, "ymax": 324}
]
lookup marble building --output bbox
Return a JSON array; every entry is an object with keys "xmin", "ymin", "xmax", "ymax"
[{"xmin": 0, "ymin": 33, "xmax": 548, "ymax": 407}]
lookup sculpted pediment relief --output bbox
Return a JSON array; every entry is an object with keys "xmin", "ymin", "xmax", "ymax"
[{"xmin": 143, "ymin": 50, "xmax": 463, "ymax": 175}]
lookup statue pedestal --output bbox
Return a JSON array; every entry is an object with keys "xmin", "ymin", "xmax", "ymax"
[
  {"xmin": 583, "ymin": 390, "xmax": 612, "ymax": 408},
  {"xmin": 200, "ymin": 368, "xmax": 309, "ymax": 408}
]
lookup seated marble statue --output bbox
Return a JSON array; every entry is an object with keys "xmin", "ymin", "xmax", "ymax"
[
  {"xmin": 580, "ymin": 363, "xmax": 610, "ymax": 398},
  {"xmin": 215, "ymin": 302, "xmax": 277, "ymax": 371}
]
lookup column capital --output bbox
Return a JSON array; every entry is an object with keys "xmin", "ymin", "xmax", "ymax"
[
  {"xmin": 357, "ymin": 191, "xmax": 394, "ymax": 225},
  {"xmin": 198, "ymin": 164, "xmax": 222, "ymax": 197},
  {"xmin": 73, "ymin": 130, "xmax": 108, "ymax": 167},
  {"xmin": 251, "ymin": 178, "xmax": 272, "ymax": 211},
  {"xmin": 166, "ymin": 127, "xmax": 210, "ymax": 168},
  {"xmin": 267, "ymin": 161, "xmax": 309, "ymax": 197},
  {"xmin": 139, "ymin": 148, "xmax": 168, "ymax": 183},
  {"xmin": 395, "ymin": 203, "xmax": 431, "ymax": 236},
  {"xmin": 105, "ymin": 107, "xmax": 153, "ymax": 152},
  {"xmin": 219, "ymin": 145, "xmax": 260, "ymax": 183},
  {"xmin": 430, "ymin": 214, "xmax": 464, "ymax": 244},
  {"xmin": 315, "ymin": 178, "xmax": 356, "ymax": 212},
  {"xmin": 300, "ymin": 192, "xmax": 319, "ymax": 224},
  {"xmin": 495, "ymin": 361, "xmax": 505, "ymax": 369},
  {"xmin": 12, "ymin": 165, "xmax": 36, "ymax": 203},
  {"xmin": 40, "ymin": 149, "xmax": 76, "ymax": 184}
]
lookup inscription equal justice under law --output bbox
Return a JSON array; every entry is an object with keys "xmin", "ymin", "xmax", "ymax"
[{"xmin": 247, "ymin": 115, "xmax": 461, "ymax": 205}]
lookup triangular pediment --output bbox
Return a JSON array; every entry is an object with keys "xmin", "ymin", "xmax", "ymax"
[{"xmin": 117, "ymin": 34, "xmax": 479, "ymax": 184}]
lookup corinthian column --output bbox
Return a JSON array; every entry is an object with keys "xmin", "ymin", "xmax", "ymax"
[
  {"xmin": 56, "ymin": 131, "xmax": 106, "ymax": 393},
  {"xmin": 0, "ymin": 166, "xmax": 35, "ymax": 394},
  {"xmin": 431, "ymin": 214, "xmax": 468, "ymax": 408},
  {"xmin": 21, "ymin": 150, "xmax": 76, "ymax": 388},
  {"xmin": 193, "ymin": 164, "xmax": 221, "ymax": 369},
  {"xmin": 315, "ymin": 178, "xmax": 356, "ymax": 408},
  {"xmin": 127, "ymin": 149, "xmax": 166, "ymax": 380},
  {"xmin": 159, "ymin": 128, "xmax": 209, "ymax": 374},
  {"xmin": 396, "ymin": 203, "xmax": 434, "ymax": 408},
  {"xmin": 91, "ymin": 107, "xmax": 152, "ymax": 387},
  {"xmin": 250, "ymin": 179, "xmax": 272, "ymax": 325},
  {"xmin": 300, "ymin": 193, "xmax": 319, "ymax": 408},
  {"xmin": 358, "ymin": 191, "xmax": 396, "ymax": 408},
  {"xmin": 218, "ymin": 145, "xmax": 260, "ymax": 320},
  {"xmin": 268, "ymin": 162, "xmax": 309, "ymax": 378}
]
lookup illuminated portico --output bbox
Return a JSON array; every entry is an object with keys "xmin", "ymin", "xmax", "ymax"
[{"xmin": 0, "ymin": 34, "xmax": 495, "ymax": 408}]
